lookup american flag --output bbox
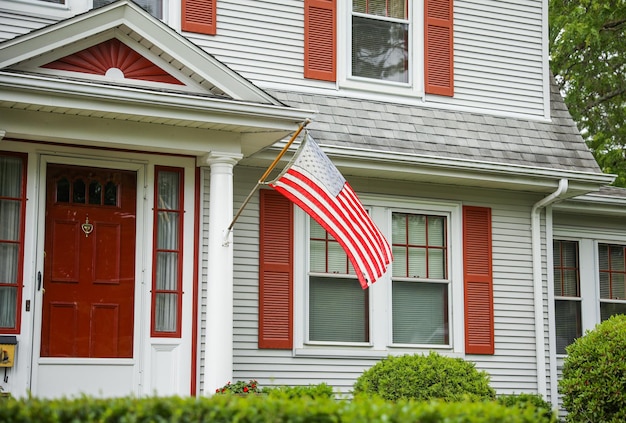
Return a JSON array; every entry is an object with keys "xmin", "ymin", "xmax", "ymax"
[{"xmin": 269, "ymin": 133, "xmax": 392, "ymax": 288}]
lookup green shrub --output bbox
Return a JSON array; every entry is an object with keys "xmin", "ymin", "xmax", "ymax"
[
  {"xmin": 497, "ymin": 393, "xmax": 555, "ymax": 422},
  {"xmin": 262, "ymin": 383, "xmax": 335, "ymax": 399},
  {"xmin": 353, "ymin": 351, "xmax": 496, "ymax": 402},
  {"xmin": 0, "ymin": 393, "xmax": 555, "ymax": 422},
  {"xmin": 559, "ymin": 314, "xmax": 626, "ymax": 423}
]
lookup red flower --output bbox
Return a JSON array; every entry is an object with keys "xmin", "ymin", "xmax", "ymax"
[
  {"xmin": 243, "ymin": 386, "xmax": 249, "ymax": 392},
  {"xmin": 215, "ymin": 389, "xmax": 219, "ymax": 393}
]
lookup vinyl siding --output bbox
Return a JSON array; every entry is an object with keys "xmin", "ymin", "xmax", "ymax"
[
  {"xmin": 217, "ymin": 168, "xmax": 548, "ymax": 395},
  {"xmin": 0, "ymin": 10, "xmax": 54, "ymax": 42},
  {"xmin": 2, "ymin": 1, "xmax": 546, "ymax": 116},
  {"xmin": 186, "ymin": 0, "xmax": 547, "ymax": 117}
]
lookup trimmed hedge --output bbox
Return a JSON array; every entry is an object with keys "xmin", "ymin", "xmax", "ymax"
[
  {"xmin": 0, "ymin": 394, "xmax": 555, "ymax": 422},
  {"xmin": 496, "ymin": 393, "xmax": 556, "ymax": 422},
  {"xmin": 353, "ymin": 352, "xmax": 496, "ymax": 402},
  {"xmin": 559, "ymin": 314, "xmax": 626, "ymax": 423}
]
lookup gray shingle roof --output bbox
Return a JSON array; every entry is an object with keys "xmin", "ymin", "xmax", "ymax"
[{"xmin": 268, "ymin": 80, "xmax": 602, "ymax": 174}]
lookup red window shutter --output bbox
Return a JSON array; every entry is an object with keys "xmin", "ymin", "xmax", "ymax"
[
  {"xmin": 259, "ymin": 189, "xmax": 293, "ymax": 349},
  {"xmin": 182, "ymin": 0, "xmax": 216, "ymax": 35},
  {"xmin": 304, "ymin": 0, "xmax": 336, "ymax": 81},
  {"xmin": 424, "ymin": 0, "xmax": 454, "ymax": 96},
  {"xmin": 463, "ymin": 206, "xmax": 494, "ymax": 354}
]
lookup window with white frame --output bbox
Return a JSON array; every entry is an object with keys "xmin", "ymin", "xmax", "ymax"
[
  {"xmin": 351, "ymin": 0, "xmax": 409, "ymax": 83},
  {"xmin": 598, "ymin": 243, "xmax": 626, "ymax": 320},
  {"xmin": 301, "ymin": 200, "xmax": 460, "ymax": 350},
  {"xmin": 391, "ymin": 212, "xmax": 449, "ymax": 345},
  {"xmin": 308, "ymin": 218, "xmax": 369, "ymax": 343},
  {"xmin": 553, "ymin": 239, "xmax": 582, "ymax": 354}
]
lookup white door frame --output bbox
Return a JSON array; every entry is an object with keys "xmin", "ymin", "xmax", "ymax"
[{"xmin": 29, "ymin": 152, "xmax": 147, "ymax": 398}]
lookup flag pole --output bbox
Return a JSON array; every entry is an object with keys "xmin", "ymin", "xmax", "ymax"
[{"xmin": 224, "ymin": 118, "xmax": 311, "ymax": 241}]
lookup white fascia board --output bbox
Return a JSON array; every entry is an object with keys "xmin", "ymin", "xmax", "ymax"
[
  {"xmin": 258, "ymin": 141, "xmax": 615, "ymax": 193},
  {"xmin": 326, "ymin": 145, "xmax": 615, "ymax": 190},
  {"xmin": 0, "ymin": 72, "xmax": 314, "ymax": 130},
  {"xmin": 555, "ymin": 193, "xmax": 626, "ymax": 216}
]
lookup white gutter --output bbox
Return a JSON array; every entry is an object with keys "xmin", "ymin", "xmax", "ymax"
[{"xmin": 531, "ymin": 178, "xmax": 568, "ymax": 398}]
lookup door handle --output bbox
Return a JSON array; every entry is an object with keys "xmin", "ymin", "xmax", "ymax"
[{"xmin": 37, "ymin": 271, "xmax": 42, "ymax": 291}]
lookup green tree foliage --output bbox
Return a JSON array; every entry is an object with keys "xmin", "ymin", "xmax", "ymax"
[{"xmin": 549, "ymin": 0, "xmax": 626, "ymax": 187}]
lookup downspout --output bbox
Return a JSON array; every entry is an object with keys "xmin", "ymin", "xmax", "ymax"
[{"xmin": 531, "ymin": 178, "xmax": 568, "ymax": 398}]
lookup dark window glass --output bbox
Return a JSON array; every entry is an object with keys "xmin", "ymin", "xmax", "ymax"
[
  {"xmin": 73, "ymin": 179, "xmax": 85, "ymax": 204},
  {"xmin": 57, "ymin": 178, "xmax": 70, "ymax": 203}
]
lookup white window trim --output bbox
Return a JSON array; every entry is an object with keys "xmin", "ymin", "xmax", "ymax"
[
  {"xmin": 293, "ymin": 195, "xmax": 463, "ymax": 357},
  {"xmin": 551, "ymin": 229, "xmax": 626, "ymax": 358},
  {"xmin": 336, "ymin": 0, "xmax": 425, "ymax": 99}
]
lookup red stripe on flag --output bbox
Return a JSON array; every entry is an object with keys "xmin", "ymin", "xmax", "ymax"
[{"xmin": 274, "ymin": 172, "xmax": 380, "ymax": 285}]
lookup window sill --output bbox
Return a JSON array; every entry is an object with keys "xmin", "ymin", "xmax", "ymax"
[{"xmin": 293, "ymin": 347, "xmax": 389, "ymax": 359}]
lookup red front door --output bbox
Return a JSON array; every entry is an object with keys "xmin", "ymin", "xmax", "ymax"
[{"xmin": 41, "ymin": 164, "xmax": 136, "ymax": 358}]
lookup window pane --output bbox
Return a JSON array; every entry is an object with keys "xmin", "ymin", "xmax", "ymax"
[
  {"xmin": 352, "ymin": 16, "xmax": 408, "ymax": 83},
  {"xmin": 328, "ymin": 241, "xmax": 348, "ymax": 273},
  {"xmin": 407, "ymin": 247, "xmax": 426, "ymax": 278},
  {"xmin": 0, "ymin": 244, "xmax": 18, "ymax": 283},
  {"xmin": 157, "ymin": 212, "xmax": 179, "ymax": 250},
  {"xmin": 555, "ymin": 300, "xmax": 581, "ymax": 354},
  {"xmin": 428, "ymin": 216, "xmax": 445, "ymax": 247},
  {"xmin": 562, "ymin": 270, "xmax": 578, "ymax": 296},
  {"xmin": 89, "ymin": 180, "xmax": 102, "ymax": 205},
  {"xmin": 353, "ymin": 0, "xmax": 407, "ymax": 19},
  {"xmin": 599, "ymin": 244, "xmax": 609, "ymax": 270},
  {"xmin": 104, "ymin": 181, "xmax": 117, "ymax": 206},
  {"xmin": 310, "ymin": 239, "xmax": 326, "ymax": 272},
  {"xmin": 392, "ymin": 213, "xmax": 406, "ymax": 242},
  {"xmin": 94, "ymin": 0, "xmax": 161, "ymax": 18},
  {"xmin": 73, "ymin": 179, "xmax": 85, "ymax": 203},
  {"xmin": 612, "ymin": 273, "xmax": 625, "ymax": 300},
  {"xmin": 392, "ymin": 281, "xmax": 448, "ymax": 344},
  {"xmin": 610, "ymin": 245, "xmax": 625, "ymax": 271},
  {"xmin": 600, "ymin": 302, "xmax": 626, "ymax": 322},
  {"xmin": 600, "ymin": 272, "xmax": 611, "ymax": 299},
  {"xmin": 0, "ymin": 286, "xmax": 17, "ymax": 328},
  {"xmin": 154, "ymin": 293, "xmax": 177, "ymax": 332},
  {"xmin": 392, "ymin": 245, "xmax": 407, "ymax": 277},
  {"xmin": 156, "ymin": 252, "xmax": 178, "ymax": 290},
  {"xmin": 0, "ymin": 156, "xmax": 22, "ymax": 197},
  {"xmin": 309, "ymin": 276, "xmax": 368, "ymax": 342},
  {"xmin": 57, "ymin": 178, "xmax": 70, "ymax": 203},
  {"xmin": 561, "ymin": 241, "xmax": 578, "ymax": 268},
  {"xmin": 407, "ymin": 214, "xmax": 426, "ymax": 245},
  {"xmin": 0, "ymin": 200, "xmax": 21, "ymax": 241},
  {"xmin": 158, "ymin": 171, "xmax": 180, "ymax": 210},
  {"xmin": 428, "ymin": 248, "xmax": 445, "ymax": 279}
]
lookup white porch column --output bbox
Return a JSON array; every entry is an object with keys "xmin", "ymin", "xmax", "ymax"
[{"xmin": 199, "ymin": 151, "xmax": 242, "ymax": 395}]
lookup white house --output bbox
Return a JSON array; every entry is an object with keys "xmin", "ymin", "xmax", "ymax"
[{"xmin": 0, "ymin": 0, "xmax": 624, "ymax": 409}]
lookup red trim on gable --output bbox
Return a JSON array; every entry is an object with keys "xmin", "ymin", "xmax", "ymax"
[
  {"xmin": 304, "ymin": 0, "xmax": 336, "ymax": 81},
  {"xmin": 463, "ymin": 206, "xmax": 494, "ymax": 355},
  {"xmin": 258, "ymin": 189, "xmax": 293, "ymax": 349},
  {"xmin": 424, "ymin": 0, "xmax": 454, "ymax": 96},
  {"xmin": 182, "ymin": 0, "xmax": 217, "ymax": 35},
  {"xmin": 43, "ymin": 39, "xmax": 184, "ymax": 85}
]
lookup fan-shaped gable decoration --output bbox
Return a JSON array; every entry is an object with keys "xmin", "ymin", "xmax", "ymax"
[{"xmin": 43, "ymin": 38, "xmax": 183, "ymax": 85}]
